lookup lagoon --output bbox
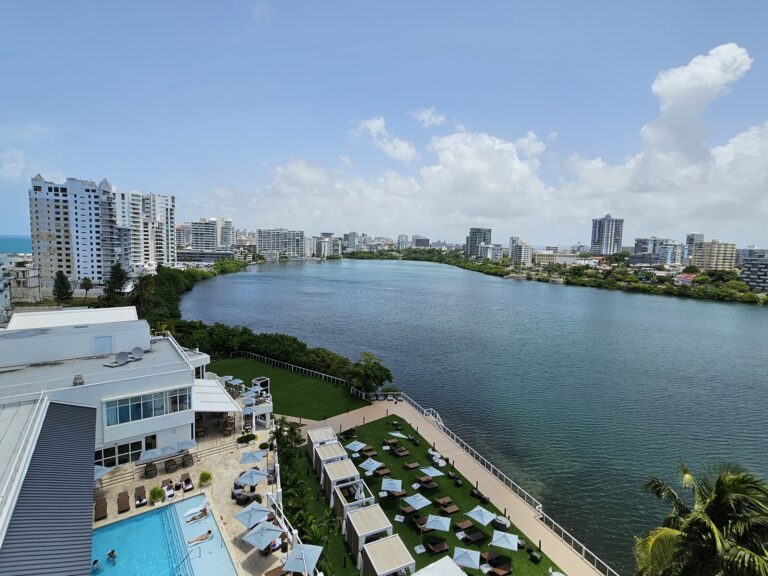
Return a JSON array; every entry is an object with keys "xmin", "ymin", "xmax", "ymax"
[{"xmin": 181, "ymin": 259, "xmax": 768, "ymax": 573}]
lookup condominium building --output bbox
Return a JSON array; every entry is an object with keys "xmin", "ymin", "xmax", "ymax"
[
  {"xmin": 141, "ymin": 194, "xmax": 177, "ymax": 267},
  {"xmin": 740, "ymin": 257, "xmax": 768, "ymax": 292},
  {"xmin": 189, "ymin": 220, "xmax": 218, "ymax": 250},
  {"xmin": 686, "ymin": 232, "xmax": 704, "ymax": 253},
  {"xmin": 656, "ymin": 241, "xmax": 687, "ymax": 267},
  {"xmin": 412, "ymin": 235, "xmax": 430, "ymax": 248},
  {"xmin": 466, "ymin": 228, "xmax": 491, "ymax": 258},
  {"xmin": 590, "ymin": 214, "xmax": 624, "ymax": 255},
  {"xmin": 256, "ymin": 229, "xmax": 305, "ymax": 258},
  {"xmin": 478, "ymin": 242, "xmax": 503, "ymax": 261},
  {"xmin": 690, "ymin": 239, "xmax": 736, "ymax": 270},
  {"xmin": 633, "ymin": 237, "xmax": 671, "ymax": 255},
  {"xmin": 347, "ymin": 232, "xmax": 359, "ymax": 252},
  {"xmin": 736, "ymin": 246, "xmax": 768, "ymax": 266},
  {"xmin": 220, "ymin": 218, "xmax": 235, "ymax": 247},
  {"xmin": 397, "ymin": 234, "xmax": 409, "ymax": 250},
  {"xmin": 534, "ymin": 251, "xmax": 580, "ymax": 266},
  {"xmin": 509, "ymin": 237, "xmax": 534, "ymax": 266}
]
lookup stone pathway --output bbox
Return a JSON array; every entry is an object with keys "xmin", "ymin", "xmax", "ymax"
[{"xmin": 282, "ymin": 401, "xmax": 613, "ymax": 576}]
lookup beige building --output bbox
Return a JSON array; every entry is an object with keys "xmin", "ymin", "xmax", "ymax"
[{"xmin": 691, "ymin": 239, "xmax": 736, "ymax": 270}]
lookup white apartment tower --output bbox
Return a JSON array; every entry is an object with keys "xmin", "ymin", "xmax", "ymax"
[
  {"xmin": 220, "ymin": 218, "xmax": 235, "ymax": 247},
  {"xmin": 256, "ymin": 229, "xmax": 305, "ymax": 258},
  {"xmin": 590, "ymin": 214, "xmax": 624, "ymax": 255},
  {"xmin": 141, "ymin": 194, "xmax": 177, "ymax": 267}
]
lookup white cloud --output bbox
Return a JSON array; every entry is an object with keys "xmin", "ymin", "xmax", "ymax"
[
  {"xmin": 357, "ymin": 116, "xmax": 419, "ymax": 164},
  {"xmin": 412, "ymin": 107, "xmax": 446, "ymax": 128},
  {"xmin": 339, "ymin": 155, "xmax": 351, "ymax": 166},
  {"xmin": 200, "ymin": 44, "xmax": 767, "ymax": 245},
  {"xmin": 0, "ymin": 149, "xmax": 25, "ymax": 179}
]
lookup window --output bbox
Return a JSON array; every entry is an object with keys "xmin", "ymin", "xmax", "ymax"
[
  {"xmin": 95, "ymin": 441, "xmax": 143, "ymax": 467},
  {"xmin": 104, "ymin": 388, "xmax": 190, "ymax": 427}
]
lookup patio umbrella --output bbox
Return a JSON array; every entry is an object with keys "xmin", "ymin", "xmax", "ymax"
[
  {"xmin": 419, "ymin": 466, "xmax": 445, "ymax": 477},
  {"xmin": 242, "ymin": 389, "xmax": 258, "ymax": 398},
  {"xmin": 234, "ymin": 502, "xmax": 273, "ymax": 529},
  {"xmin": 467, "ymin": 505, "xmax": 496, "ymax": 526},
  {"xmin": 358, "ymin": 458, "xmax": 383, "ymax": 473},
  {"xmin": 388, "ymin": 432, "xmax": 408, "ymax": 438},
  {"xmin": 240, "ymin": 450, "xmax": 266, "ymax": 465},
  {"xmin": 453, "ymin": 547, "xmax": 481, "ymax": 570},
  {"xmin": 220, "ymin": 375, "xmax": 234, "ymax": 381},
  {"xmin": 230, "ymin": 378, "xmax": 244, "ymax": 386},
  {"xmin": 94, "ymin": 465, "xmax": 113, "ymax": 481},
  {"xmin": 490, "ymin": 530, "xmax": 519, "ymax": 552},
  {"xmin": 423, "ymin": 515, "xmax": 451, "ymax": 532},
  {"xmin": 243, "ymin": 406, "xmax": 258, "ymax": 415},
  {"xmin": 345, "ymin": 440, "xmax": 367, "ymax": 452},
  {"xmin": 242, "ymin": 522, "xmax": 284, "ymax": 549},
  {"xmin": 381, "ymin": 478, "xmax": 402, "ymax": 492},
  {"xmin": 403, "ymin": 493, "xmax": 431, "ymax": 511},
  {"xmin": 238, "ymin": 469, "xmax": 269, "ymax": 486},
  {"xmin": 283, "ymin": 543, "xmax": 323, "ymax": 574}
]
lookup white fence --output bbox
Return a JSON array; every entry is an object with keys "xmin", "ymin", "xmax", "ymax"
[{"xmin": 230, "ymin": 351, "xmax": 348, "ymax": 386}]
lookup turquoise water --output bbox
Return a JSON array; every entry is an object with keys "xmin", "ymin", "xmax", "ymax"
[
  {"xmin": 92, "ymin": 494, "xmax": 236, "ymax": 576},
  {"xmin": 0, "ymin": 235, "xmax": 31, "ymax": 253},
  {"xmin": 180, "ymin": 259, "xmax": 768, "ymax": 573}
]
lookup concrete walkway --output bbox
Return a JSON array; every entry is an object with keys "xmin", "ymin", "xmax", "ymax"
[{"xmin": 282, "ymin": 401, "xmax": 614, "ymax": 576}]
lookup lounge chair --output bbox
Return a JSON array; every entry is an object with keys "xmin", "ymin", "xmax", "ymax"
[
  {"xmin": 375, "ymin": 467, "xmax": 391, "ymax": 477},
  {"xmin": 385, "ymin": 439, "xmax": 398, "ymax": 446},
  {"xmin": 134, "ymin": 486, "xmax": 147, "ymax": 507},
  {"xmin": 399, "ymin": 503, "xmax": 416, "ymax": 515},
  {"xmin": 414, "ymin": 516, "xmax": 433, "ymax": 534},
  {"xmin": 182, "ymin": 453, "xmax": 194, "ymax": 467},
  {"xmin": 117, "ymin": 492, "xmax": 130, "ymax": 514},
  {"xmin": 417, "ymin": 475, "xmax": 432, "ymax": 484},
  {"xmin": 463, "ymin": 530, "xmax": 486, "ymax": 544},
  {"xmin": 454, "ymin": 519, "xmax": 474, "ymax": 531},
  {"xmin": 491, "ymin": 565, "xmax": 512, "ymax": 576},
  {"xmin": 165, "ymin": 459, "xmax": 177, "ymax": 473},
  {"xmin": 426, "ymin": 539, "xmax": 449, "ymax": 556},
  {"xmin": 434, "ymin": 496, "xmax": 452, "ymax": 507},
  {"xmin": 162, "ymin": 479, "xmax": 175, "ymax": 499},
  {"xmin": 94, "ymin": 499, "xmax": 108, "ymax": 521},
  {"xmin": 388, "ymin": 489, "xmax": 407, "ymax": 498},
  {"xmin": 362, "ymin": 448, "xmax": 378, "ymax": 458},
  {"xmin": 181, "ymin": 472, "xmax": 194, "ymax": 492},
  {"xmin": 393, "ymin": 447, "xmax": 411, "ymax": 458},
  {"xmin": 403, "ymin": 462, "xmax": 420, "ymax": 470},
  {"xmin": 481, "ymin": 550, "xmax": 500, "ymax": 564},
  {"xmin": 421, "ymin": 481, "xmax": 438, "ymax": 491},
  {"xmin": 144, "ymin": 463, "xmax": 157, "ymax": 479},
  {"xmin": 441, "ymin": 504, "xmax": 460, "ymax": 515}
]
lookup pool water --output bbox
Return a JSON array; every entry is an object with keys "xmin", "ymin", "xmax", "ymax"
[{"xmin": 92, "ymin": 493, "xmax": 236, "ymax": 576}]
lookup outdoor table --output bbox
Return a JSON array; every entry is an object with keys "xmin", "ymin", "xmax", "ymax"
[
  {"xmin": 378, "ymin": 491, "xmax": 389, "ymax": 498},
  {"xmin": 493, "ymin": 516, "xmax": 511, "ymax": 531}
]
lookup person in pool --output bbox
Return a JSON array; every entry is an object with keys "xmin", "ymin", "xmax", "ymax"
[
  {"xmin": 187, "ymin": 530, "xmax": 212, "ymax": 545},
  {"xmin": 107, "ymin": 549, "xmax": 117, "ymax": 565},
  {"xmin": 185, "ymin": 506, "xmax": 208, "ymax": 524},
  {"xmin": 92, "ymin": 559, "xmax": 101, "ymax": 573}
]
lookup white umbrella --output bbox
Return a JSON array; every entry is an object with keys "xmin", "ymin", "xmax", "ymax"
[
  {"xmin": 94, "ymin": 465, "xmax": 113, "ymax": 481},
  {"xmin": 467, "ymin": 505, "xmax": 496, "ymax": 526},
  {"xmin": 419, "ymin": 466, "xmax": 445, "ymax": 477},
  {"xmin": 283, "ymin": 543, "xmax": 323, "ymax": 574},
  {"xmin": 359, "ymin": 458, "xmax": 383, "ymax": 472},
  {"xmin": 345, "ymin": 440, "xmax": 367, "ymax": 452},
  {"xmin": 381, "ymin": 478, "xmax": 402, "ymax": 492},
  {"xmin": 238, "ymin": 469, "xmax": 269, "ymax": 486},
  {"xmin": 403, "ymin": 493, "xmax": 431, "ymax": 510},
  {"xmin": 423, "ymin": 515, "xmax": 451, "ymax": 532},
  {"xmin": 240, "ymin": 450, "xmax": 266, "ymax": 465},
  {"xmin": 453, "ymin": 547, "xmax": 481, "ymax": 569},
  {"xmin": 234, "ymin": 502, "xmax": 273, "ymax": 529},
  {"xmin": 242, "ymin": 522, "xmax": 283, "ymax": 549},
  {"xmin": 388, "ymin": 432, "xmax": 408, "ymax": 438},
  {"xmin": 490, "ymin": 530, "xmax": 519, "ymax": 551}
]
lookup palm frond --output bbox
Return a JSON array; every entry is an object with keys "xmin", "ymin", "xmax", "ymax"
[
  {"xmin": 635, "ymin": 527, "xmax": 682, "ymax": 576},
  {"xmin": 645, "ymin": 475, "xmax": 691, "ymax": 516},
  {"xmin": 722, "ymin": 543, "xmax": 768, "ymax": 576}
]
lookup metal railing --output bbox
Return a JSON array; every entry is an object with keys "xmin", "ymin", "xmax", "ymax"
[
  {"xmin": 230, "ymin": 351, "xmax": 348, "ymax": 386},
  {"xmin": 362, "ymin": 389, "xmax": 620, "ymax": 576}
]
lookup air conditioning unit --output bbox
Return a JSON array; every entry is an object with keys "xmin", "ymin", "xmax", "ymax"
[{"xmin": 73, "ymin": 374, "xmax": 85, "ymax": 386}]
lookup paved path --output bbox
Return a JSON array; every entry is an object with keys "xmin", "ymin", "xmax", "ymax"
[{"xmin": 281, "ymin": 402, "xmax": 613, "ymax": 576}]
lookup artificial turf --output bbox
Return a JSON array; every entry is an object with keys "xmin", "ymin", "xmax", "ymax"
[{"xmin": 208, "ymin": 358, "xmax": 368, "ymax": 420}]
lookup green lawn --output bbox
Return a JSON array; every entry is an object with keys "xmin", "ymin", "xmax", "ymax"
[
  {"xmin": 352, "ymin": 418, "xmax": 562, "ymax": 575},
  {"xmin": 208, "ymin": 358, "xmax": 368, "ymax": 420}
]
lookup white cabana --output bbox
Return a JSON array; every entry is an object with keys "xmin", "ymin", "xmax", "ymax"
[
  {"xmin": 345, "ymin": 504, "xmax": 393, "ymax": 564},
  {"xmin": 322, "ymin": 458, "xmax": 360, "ymax": 499},
  {"xmin": 307, "ymin": 426, "xmax": 338, "ymax": 463},
  {"xmin": 360, "ymin": 534, "xmax": 415, "ymax": 576},
  {"xmin": 313, "ymin": 441, "xmax": 347, "ymax": 476},
  {"xmin": 333, "ymin": 479, "xmax": 376, "ymax": 522}
]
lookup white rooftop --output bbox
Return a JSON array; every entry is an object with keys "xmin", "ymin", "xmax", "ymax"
[
  {"xmin": 307, "ymin": 426, "xmax": 336, "ymax": 444},
  {"xmin": 192, "ymin": 379, "xmax": 242, "ymax": 413},
  {"xmin": 0, "ymin": 399, "xmax": 42, "ymax": 506},
  {"xmin": 6, "ymin": 306, "xmax": 138, "ymax": 330}
]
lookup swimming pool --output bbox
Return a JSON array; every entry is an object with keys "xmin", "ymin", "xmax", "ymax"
[{"xmin": 92, "ymin": 493, "xmax": 237, "ymax": 576}]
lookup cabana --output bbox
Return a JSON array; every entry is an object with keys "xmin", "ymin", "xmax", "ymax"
[
  {"xmin": 322, "ymin": 458, "xmax": 360, "ymax": 499},
  {"xmin": 346, "ymin": 505, "xmax": 393, "ymax": 565},
  {"xmin": 360, "ymin": 534, "xmax": 415, "ymax": 576},
  {"xmin": 333, "ymin": 479, "xmax": 376, "ymax": 522},
  {"xmin": 314, "ymin": 442, "xmax": 348, "ymax": 477},
  {"xmin": 307, "ymin": 426, "xmax": 338, "ymax": 464}
]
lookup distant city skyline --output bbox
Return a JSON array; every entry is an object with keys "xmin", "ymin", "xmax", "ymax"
[{"xmin": 2, "ymin": 3, "xmax": 768, "ymax": 245}]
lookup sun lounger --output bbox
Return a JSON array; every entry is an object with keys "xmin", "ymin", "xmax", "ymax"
[
  {"xmin": 491, "ymin": 564, "xmax": 512, "ymax": 576},
  {"xmin": 393, "ymin": 447, "xmax": 411, "ymax": 458},
  {"xmin": 162, "ymin": 479, "xmax": 175, "ymax": 499},
  {"xmin": 385, "ymin": 439, "xmax": 398, "ymax": 446},
  {"xmin": 134, "ymin": 486, "xmax": 147, "ymax": 507},
  {"xmin": 417, "ymin": 475, "xmax": 432, "ymax": 483},
  {"xmin": 144, "ymin": 462, "xmax": 157, "ymax": 479},
  {"xmin": 400, "ymin": 503, "xmax": 416, "ymax": 515},
  {"xmin": 117, "ymin": 492, "xmax": 130, "ymax": 514},
  {"xmin": 421, "ymin": 481, "xmax": 438, "ymax": 491},
  {"xmin": 426, "ymin": 539, "xmax": 449, "ymax": 555},
  {"xmin": 454, "ymin": 519, "xmax": 474, "ymax": 531},
  {"xmin": 434, "ymin": 496, "xmax": 452, "ymax": 506},
  {"xmin": 375, "ymin": 467, "xmax": 391, "ymax": 477},
  {"xmin": 164, "ymin": 459, "xmax": 177, "ymax": 473},
  {"xmin": 441, "ymin": 504, "xmax": 460, "ymax": 515},
  {"xmin": 362, "ymin": 449, "xmax": 378, "ymax": 458},
  {"xmin": 388, "ymin": 489, "xmax": 407, "ymax": 498},
  {"xmin": 481, "ymin": 550, "xmax": 500, "ymax": 564},
  {"xmin": 94, "ymin": 499, "xmax": 108, "ymax": 521},
  {"xmin": 463, "ymin": 530, "xmax": 486, "ymax": 544},
  {"xmin": 403, "ymin": 462, "xmax": 420, "ymax": 470},
  {"xmin": 181, "ymin": 472, "xmax": 194, "ymax": 492},
  {"xmin": 182, "ymin": 453, "xmax": 194, "ymax": 467}
]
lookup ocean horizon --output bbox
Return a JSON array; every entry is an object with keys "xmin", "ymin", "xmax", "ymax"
[{"xmin": 0, "ymin": 235, "xmax": 32, "ymax": 254}]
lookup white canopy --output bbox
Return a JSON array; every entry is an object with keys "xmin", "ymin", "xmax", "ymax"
[{"xmin": 192, "ymin": 378, "xmax": 242, "ymax": 413}]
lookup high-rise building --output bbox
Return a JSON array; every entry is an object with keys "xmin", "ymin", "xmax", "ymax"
[
  {"xmin": 397, "ymin": 234, "xmax": 409, "ymax": 250},
  {"xmin": 29, "ymin": 175, "xmax": 133, "ymax": 287},
  {"xmin": 633, "ymin": 237, "xmax": 671, "ymax": 255},
  {"xmin": 740, "ymin": 257, "xmax": 768, "ymax": 292},
  {"xmin": 176, "ymin": 223, "xmax": 192, "ymax": 247},
  {"xmin": 656, "ymin": 241, "xmax": 687, "ymax": 267},
  {"xmin": 478, "ymin": 243, "xmax": 503, "ymax": 261},
  {"xmin": 509, "ymin": 236, "xmax": 534, "ymax": 265},
  {"xmin": 347, "ymin": 232, "xmax": 359, "ymax": 252},
  {"xmin": 220, "ymin": 218, "xmax": 235, "ymax": 247},
  {"xmin": 189, "ymin": 220, "xmax": 218, "ymax": 250},
  {"xmin": 412, "ymin": 235, "xmax": 430, "ymax": 248},
  {"xmin": 691, "ymin": 240, "xmax": 736, "ymax": 270},
  {"xmin": 141, "ymin": 194, "xmax": 176, "ymax": 267},
  {"xmin": 735, "ymin": 246, "xmax": 768, "ymax": 266},
  {"xmin": 590, "ymin": 214, "xmax": 624, "ymax": 255},
  {"xmin": 256, "ymin": 229, "xmax": 305, "ymax": 258},
  {"xmin": 466, "ymin": 228, "xmax": 492, "ymax": 258}
]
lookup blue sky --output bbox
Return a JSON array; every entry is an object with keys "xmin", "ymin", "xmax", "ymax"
[{"xmin": 2, "ymin": 1, "xmax": 767, "ymax": 246}]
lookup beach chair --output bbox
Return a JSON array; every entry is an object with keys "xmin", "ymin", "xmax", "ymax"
[
  {"xmin": 182, "ymin": 453, "xmax": 194, "ymax": 467},
  {"xmin": 117, "ymin": 492, "xmax": 130, "ymax": 514},
  {"xmin": 164, "ymin": 458, "xmax": 177, "ymax": 473},
  {"xmin": 388, "ymin": 489, "xmax": 407, "ymax": 498},
  {"xmin": 491, "ymin": 565, "xmax": 512, "ymax": 576},
  {"xmin": 403, "ymin": 462, "xmax": 420, "ymax": 470},
  {"xmin": 399, "ymin": 503, "xmax": 416, "ymax": 515},
  {"xmin": 375, "ymin": 467, "xmax": 391, "ymax": 477},
  {"xmin": 181, "ymin": 472, "xmax": 194, "ymax": 492},
  {"xmin": 94, "ymin": 498, "xmax": 108, "ymax": 521},
  {"xmin": 393, "ymin": 447, "xmax": 411, "ymax": 458},
  {"xmin": 481, "ymin": 550, "xmax": 500, "ymax": 564},
  {"xmin": 463, "ymin": 530, "xmax": 486, "ymax": 544},
  {"xmin": 413, "ymin": 516, "xmax": 433, "ymax": 534},
  {"xmin": 441, "ymin": 504, "xmax": 460, "ymax": 515},
  {"xmin": 144, "ymin": 462, "xmax": 157, "ymax": 479},
  {"xmin": 454, "ymin": 519, "xmax": 474, "ymax": 531},
  {"xmin": 422, "ymin": 481, "xmax": 438, "ymax": 491},
  {"xmin": 417, "ymin": 475, "xmax": 432, "ymax": 484},
  {"xmin": 434, "ymin": 496, "xmax": 452, "ymax": 507},
  {"xmin": 134, "ymin": 486, "xmax": 147, "ymax": 507},
  {"xmin": 426, "ymin": 538, "xmax": 449, "ymax": 555}
]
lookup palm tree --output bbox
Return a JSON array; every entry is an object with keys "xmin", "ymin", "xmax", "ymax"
[
  {"xmin": 635, "ymin": 462, "xmax": 768, "ymax": 576},
  {"xmin": 80, "ymin": 277, "xmax": 93, "ymax": 304}
]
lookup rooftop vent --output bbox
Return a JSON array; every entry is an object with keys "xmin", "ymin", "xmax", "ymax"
[{"xmin": 73, "ymin": 374, "xmax": 85, "ymax": 386}]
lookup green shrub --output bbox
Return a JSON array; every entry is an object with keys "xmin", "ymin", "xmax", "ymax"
[
  {"xmin": 237, "ymin": 433, "xmax": 256, "ymax": 444},
  {"xmin": 199, "ymin": 471, "xmax": 212, "ymax": 486},
  {"xmin": 149, "ymin": 485, "xmax": 165, "ymax": 504},
  {"xmin": 259, "ymin": 442, "xmax": 269, "ymax": 450},
  {"xmin": 254, "ymin": 493, "xmax": 263, "ymax": 503}
]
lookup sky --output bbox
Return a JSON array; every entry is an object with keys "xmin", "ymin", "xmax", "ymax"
[{"xmin": 1, "ymin": 1, "xmax": 767, "ymax": 247}]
